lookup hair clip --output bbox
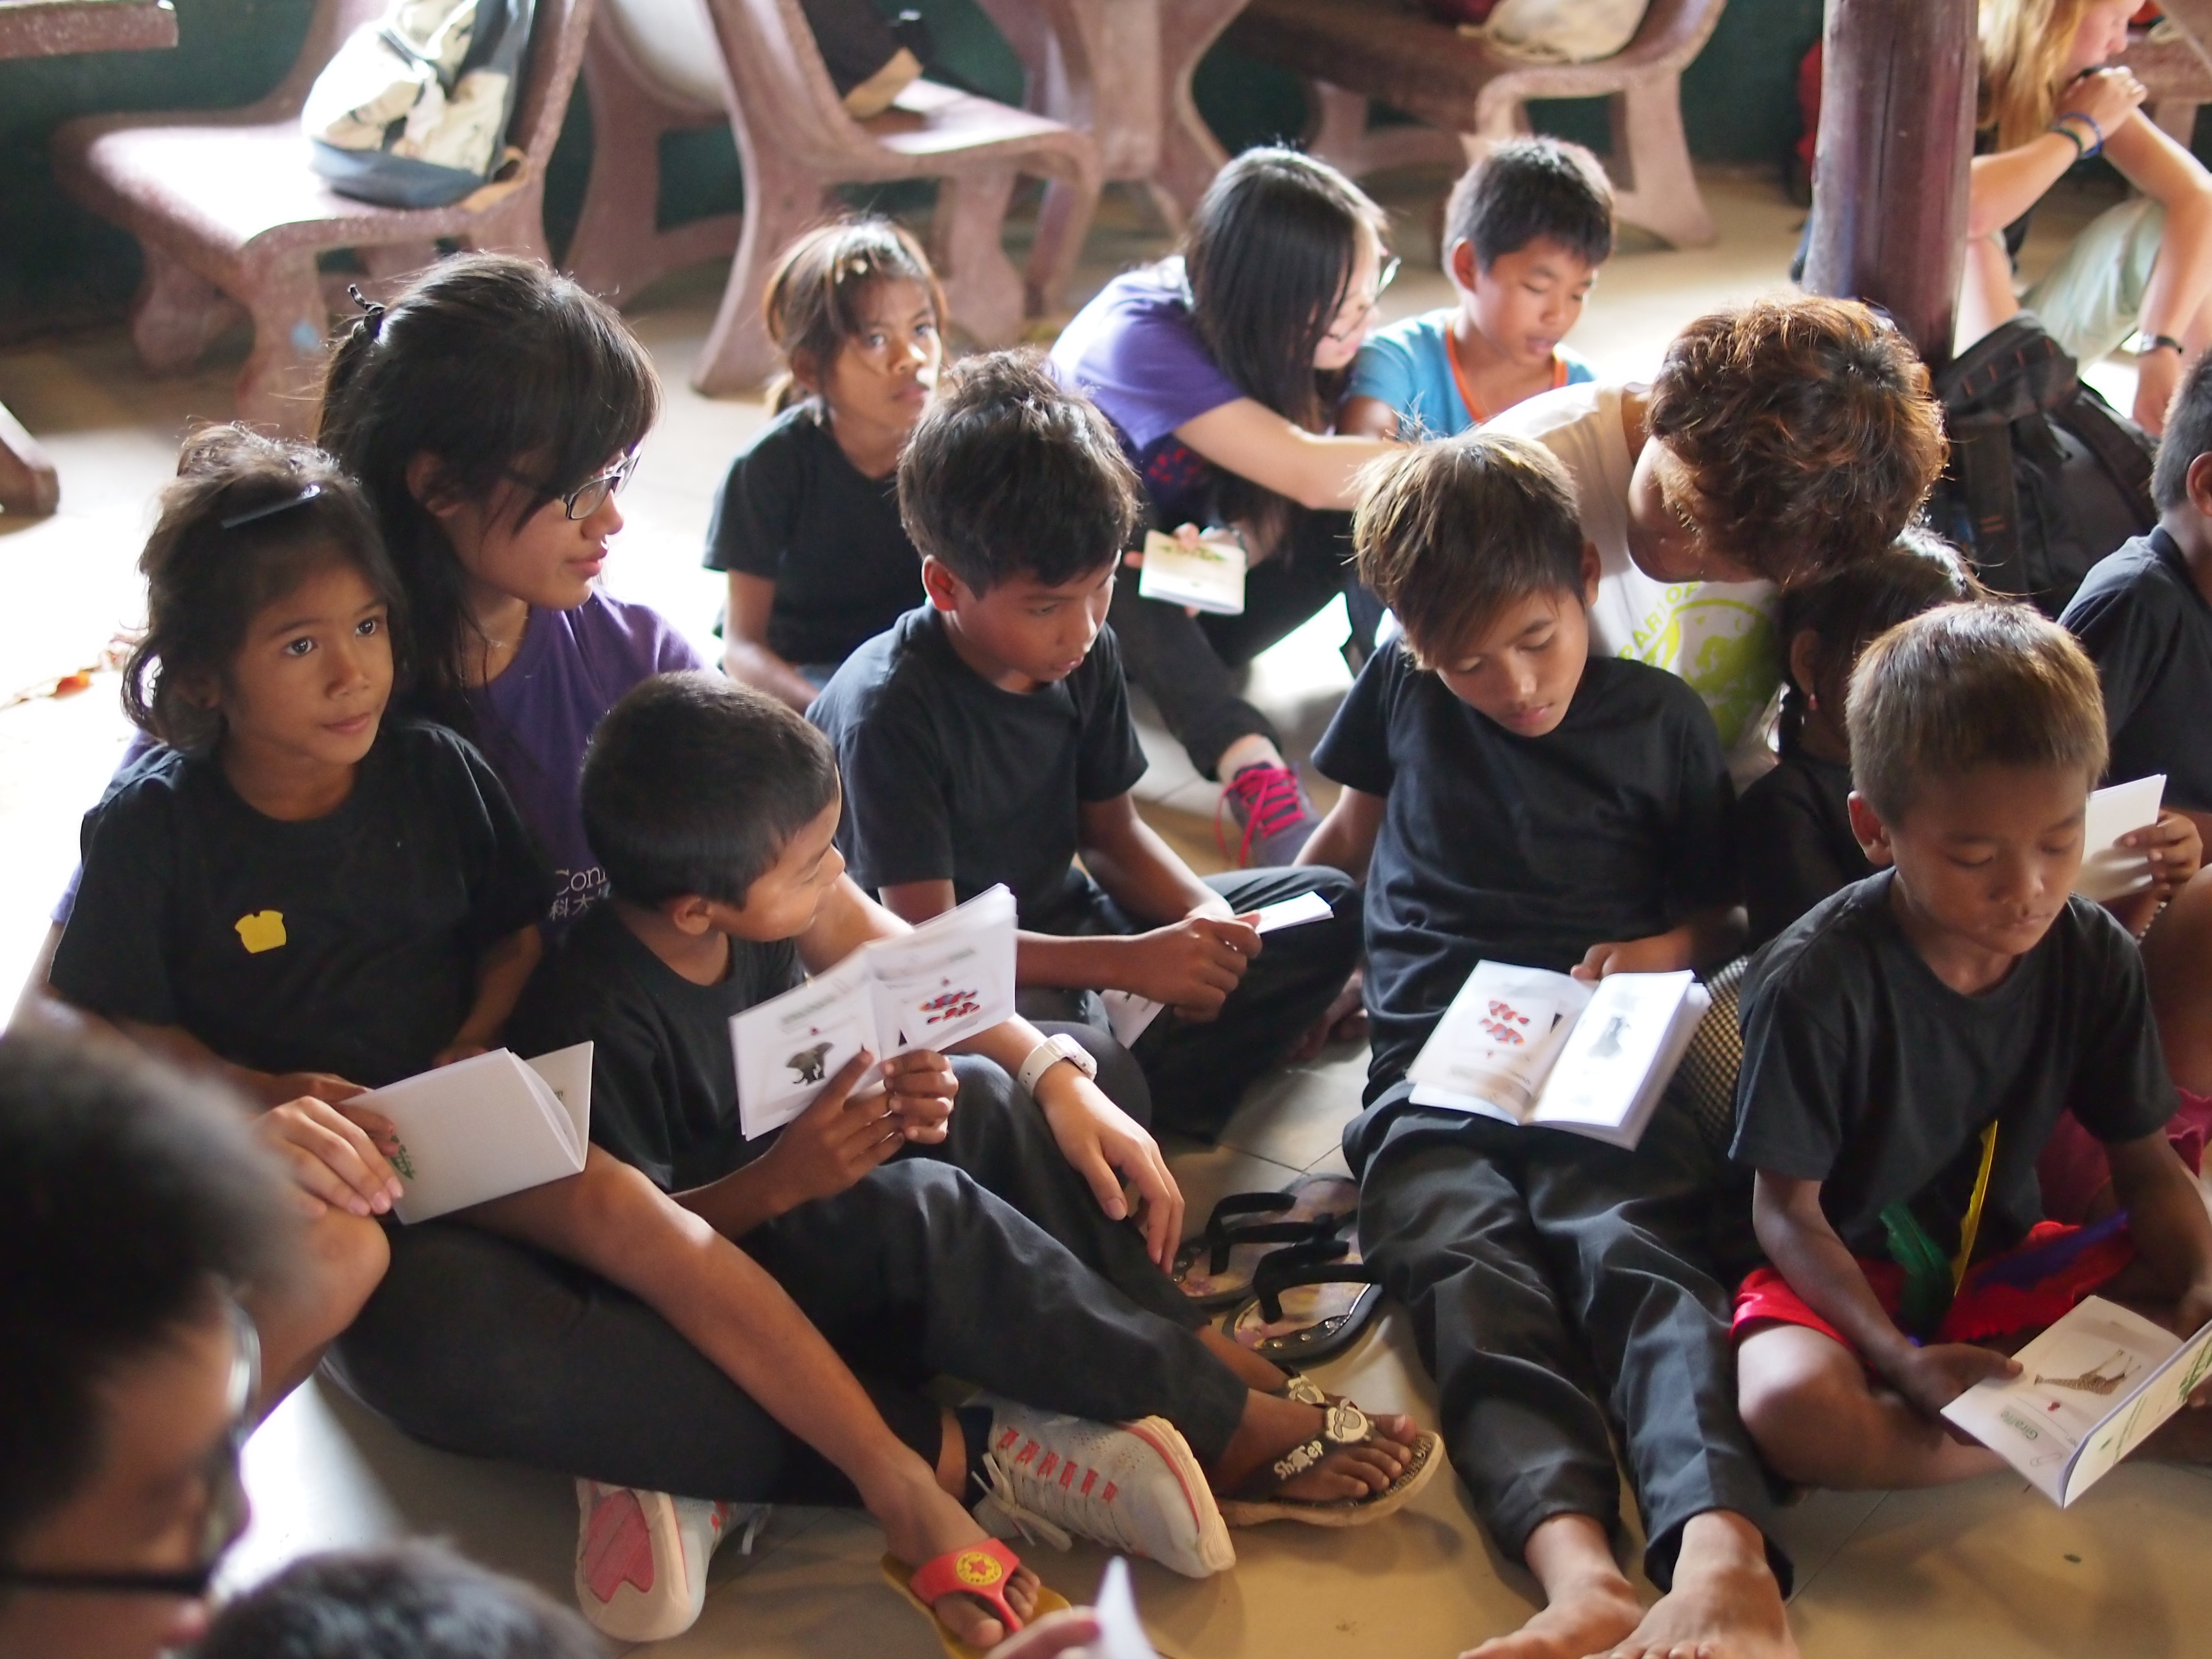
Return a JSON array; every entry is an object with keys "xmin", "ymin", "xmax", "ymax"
[
  {"xmin": 219, "ymin": 482, "xmax": 322, "ymax": 529},
  {"xmin": 346, "ymin": 284, "xmax": 387, "ymax": 336}
]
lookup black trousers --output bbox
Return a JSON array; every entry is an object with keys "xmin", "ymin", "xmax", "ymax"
[
  {"xmin": 1019, "ymin": 867, "xmax": 1362, "ymax": 1141},
  {"xmin": 328, "ymin": 1155, "xmax": 1249, "ymax": 1505},
  {"xmin": 1345, "ymin": 1082, "xmax": 1788, "ymax": 1592},
  {"xmin": 1111, "ymin": 509, "xmax": 1367, "ymax": 780}
]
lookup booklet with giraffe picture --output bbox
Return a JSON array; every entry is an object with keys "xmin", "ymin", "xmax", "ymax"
[
  {"xmin": 731, "ymin": 885, "xmax": 1017, "ymax": 1141},
  {"xmin": 1406, "ymin": 962, "xmax": 1711, "ymax": 1150},
  {"xmin": 1940, "ymin": 1295, "xmax": 2212, "ymax": 1506}
]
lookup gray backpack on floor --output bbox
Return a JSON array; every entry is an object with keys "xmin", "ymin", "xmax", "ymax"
[{"xmin": 303, "ymin": 0, "xmax": 537, "ymax": 208}]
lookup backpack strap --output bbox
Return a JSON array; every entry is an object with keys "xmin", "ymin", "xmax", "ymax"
[
  {"xmin": 2057, "ymin": 384, "xmax": 2157, "ymax": 525},
  {"xmin": 1949, "ymin": 414, "xmax": 2028, "ymax": 597}
]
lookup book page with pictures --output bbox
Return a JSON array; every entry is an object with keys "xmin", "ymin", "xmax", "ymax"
[
  {"xmin": 732, "ymin": 947, "xmax": 880, "ymax": 1142},
  {"xmin": 1137, "ymin": 528, "xmax": 1247, "ymax": 615},
  {"xmin": 364, "ymin": 1042, "xmax": 595, "ymax": 1223},
  {"xmin": 1530, "ymin": 970, "xmax": 1708, "ymax": 1146},
  {"xmin": 1407, "ymin": 961, "xmax": 1592, "ymax": 1121},
  {"xmin": 1940, "ymin": 1294, "xmax": 2212, "ymax": 1505}
]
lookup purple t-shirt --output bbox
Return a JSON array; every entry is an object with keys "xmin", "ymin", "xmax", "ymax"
[
  {"xmin": 465, "ymin": 590, "xmax": 701, "ymax": 923},
  {"xmin": 1048, "ymin": 259, "xmax": 1244, "ymax": 529},
  {"xmin": 53, "ymin": 590, "xmax": 699, "ymax": 930}
]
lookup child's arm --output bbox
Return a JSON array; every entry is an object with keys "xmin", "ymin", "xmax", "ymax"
[
  {"xmin": 723, "ymin": 572, "xmax": 828, "ymax": 714},
  {"xmin": 436, "ymin": 924, "xmax": 543, "ymax": 1065},
  {"xmin": 1335, "ymin": 396, "xmax": 1402, "ymax": 439},
  {"xmin": 2107, "ymin": 1130, "xmax": 2212, "ymax": 1338},
  {"xmin": 1297, "ymin": 786, "xmax": 1384, "ymax": 883},
  {"xmin": 1752, "ymin": 1170, "xmax": 2020, "ymax": 1418},
  {"xmin": 1573, "ymin": 903, "xmax": 1746, "ymax": 982}
]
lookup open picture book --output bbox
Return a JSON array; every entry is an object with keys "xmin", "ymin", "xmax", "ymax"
[
  {"xmin": 1406, "ymin": 962, "xmax": 1711, "ymax": 1149},
  {"xmin": 1940, "ymin": 1295, "xmax": 2212, "ymax": 1506},
  {"xmin": 2073, "ymin": 773, "xmax": 2165, "ymax": 903},
  {"xmin": 732, "ymin": 885, "xmax": 1017, "ymax": 1139},
  {"xmin": 358, "ymin": 1042, "xmax": 594, "ymax": 1223},
  {"xmin": 1136, "ymin": 528, "xmax": 1247, "ymax": 615}
]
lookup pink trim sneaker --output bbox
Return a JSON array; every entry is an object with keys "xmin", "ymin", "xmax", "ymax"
[
  {"xmin": 573, "ymin": 1480, "xmax": 758, "ymax": 1641},
  {"xmin": 1217, "ymin": 763, "xmax": 1315, "ymax": 868}
]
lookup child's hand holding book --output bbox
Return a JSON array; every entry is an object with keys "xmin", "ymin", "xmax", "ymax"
[
  {"xmin": 255, "ymin": 1093, "xmax": 407, "ymax": 1220},
  {"xmin": 1118, "ymin": 912, "xmax": 1261, "ymax": 1020},
  {"xmin": 757, "ymin": 1049, "xmax": 912, "ymax": 1210}
]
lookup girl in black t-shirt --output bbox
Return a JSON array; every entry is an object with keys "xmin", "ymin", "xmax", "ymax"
[
  {"xmin": 708, "ymin": 217, "xmax": 944, "ymax": 710},
  {"xmin": 47, "ymin": 428, "xmax": 550, "ymax": 1422}
]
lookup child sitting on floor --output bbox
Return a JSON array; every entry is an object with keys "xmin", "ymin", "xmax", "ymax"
[
  {"xmin": 1732, "ymin": 603, "xmax": 2212, "ymax": 1492},
  {"xmin": 1741, "ymin": 529, "xmax": 1987, "ymax": 951},
  {"xmin": 1297, "ymin": 433, "xmax": 1796, "ymax": 1659},
  {"xmin": 43, "ymin": 427, "xmax": 550, "ymax": 1413},
  {"xmin": 710, "ymin": 217, "xmax": 939, "ymax": 710},
  {"xmin": 1339, "ymin": 136, "xmax": 1611, "ymax": 441},
  {"xmin": 482, "ymin": 672, "xmax": 1436, "ymax": 1645},
  {"xmin": 809, "ymin": 352, "xmax": 1361, "ymax": 1141}
]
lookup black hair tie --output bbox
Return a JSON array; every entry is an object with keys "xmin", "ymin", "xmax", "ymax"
[{"xmin": 346, "ymin": 284, "xmax": 387, "ymax": 336}]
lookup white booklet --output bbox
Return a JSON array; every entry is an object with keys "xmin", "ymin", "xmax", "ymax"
[
  {"xmin": 1137, "ymin": 528, "xmax": 1247, "ymax": 614},
  {"xmin": 732, "ymin": 885, "xmax": 1017, "ymax": 1139},
  {"xmin": 360, "ymin": 1042, "xmax": 594, "ymax": 1223},
  {"xmin": 1406, "ymin": 962, "xmax": 1709, "ymax": 1149},
  {"xmin": 1098, "ymin": 889, "xmax": 1337, "ymax": 1047},
  {"xmin": 1940, "ymin": 1295, "xmax": 2212, "ymax": 1506},
  {"xmin": 2073, "ymin": 774, "xmax": 2165, "ymax": 902}
]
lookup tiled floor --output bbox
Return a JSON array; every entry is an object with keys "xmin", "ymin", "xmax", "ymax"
[{"xmin": 6, "ymin": 167, "xmax": 2209, "ymax": 1657}]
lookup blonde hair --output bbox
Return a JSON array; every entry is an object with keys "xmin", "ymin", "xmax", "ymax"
[{"xmin": 1979, "ymin": 0, "xmax": 2097, "ymax": 151}]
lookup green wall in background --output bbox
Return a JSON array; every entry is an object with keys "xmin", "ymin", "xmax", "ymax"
[{"xmin": 1, "ymin": 0, "xmax": 1820, "ymax": 339}]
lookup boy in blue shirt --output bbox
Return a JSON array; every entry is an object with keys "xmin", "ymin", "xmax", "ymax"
[
  {"xmin": 1339, "ymin": 138, "xmax": 1611, "ymax": 441},
  {"xmin": 1300, "ymin": 433, "xmax": 1796, "ymax": 1659}
]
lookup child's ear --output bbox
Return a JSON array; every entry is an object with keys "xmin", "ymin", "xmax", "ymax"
[
  {"xmin": 405, "ymin": 452, "xmax": 454, "ymax": 513},
  {"xmin": 1787, "ymin": 629, "xmax": 1825, "ymax": 701},
  {"xmin": 919, "ymin": 555, "xmax": 964, "ymax": 614},
  {"xmin": 788, "ymin": 349, "xmax": 822, "ymax": 396},
  {"xmin": 2186, "ymin": 451, "xmax": 2212, "ymax": 522},
  {"xmin": 664, "ymin": 894, "xmax": 719, "ymax": 936},
  {"xmin": 1579, "ymin": 541, "xmax": 1601, "ymax": 606},
  {"xmin": 1447, "ymin": 238, "xmax": 1481, "ymax": 295},
  {"xmin": 1846, "ymin": 791, "xmax": 1894, "ymax": 866}
]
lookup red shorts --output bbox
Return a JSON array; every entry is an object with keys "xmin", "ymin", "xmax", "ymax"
[
  {"xmin": 2036, "ymin": 1086, "xmax": 2212, "ymax": 1224},
  {"xmin": 1733, "ymin": 1213, "xmax": 2137, "ymax": 1351}
]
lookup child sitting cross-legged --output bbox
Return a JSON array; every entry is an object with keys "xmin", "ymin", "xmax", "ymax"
[
  {"xmin": 475, "ymin": 671, "xmax": 1438, "ymax": 1646},
  {"xmin": 1297, "ymin": 433, "xmax": 1797, "ymax": 1659},
  {"xmin": 1339, "ymin": 136, "xmax": 1611, "ymax": 442},
  {"xmin": 1731, "ymin": 603, "xmax": 2212, "ymax": 1493},
  {"xmin": 809, "ymin": 351, "xmax": 1361, "ymax": 1141},
  {"xmin": 43, "ymin": 427, "xmax": 551, "ymax": 1416}
]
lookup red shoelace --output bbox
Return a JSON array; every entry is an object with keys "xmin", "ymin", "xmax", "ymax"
[{"xmin": 1217, "ymin": 763, "xmax": 1309, "ymax": 867}]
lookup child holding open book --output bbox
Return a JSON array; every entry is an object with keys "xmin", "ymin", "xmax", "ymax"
[
  {"xmin": 1295, "ymin": 433, "xmax": 1798, "ymax": 1659},
  {"xmin": 43, "ymin": 427, "xmax": 551, "ymax": 1409},
  {"xmin": 343, "ymin": 670, "xmax": 1436, "ymax": 1649},
  {"xmin": 1731, "ymin": 603, "xmax": 2212, "ymax": 1491}
]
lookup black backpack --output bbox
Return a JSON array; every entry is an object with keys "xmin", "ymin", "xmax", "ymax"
[{"xmin": 1926, "ymin": 313, "xmax": 2155, "ymax": 616}]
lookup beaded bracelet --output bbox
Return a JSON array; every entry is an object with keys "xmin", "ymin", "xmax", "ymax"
[{"xmin": 2057, "ymin": 110, "xmax": 2106, "ymax": 157}]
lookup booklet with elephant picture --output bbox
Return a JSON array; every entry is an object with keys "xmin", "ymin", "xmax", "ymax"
[
  {"xmin": 1940, "ymin": 1295, "xmax": 2212, "ymax": 1507},
  {"xmin": 1406, "ymin": 961, "xmax": 1710, "ymax": 1150},
  {"xmin": 358, "ymin": 1042, "xmax": 595, "ymax": 1223},
  {"xmin": 731, "ymin": 885, "xmax": 1017, "ymax": 1140}
]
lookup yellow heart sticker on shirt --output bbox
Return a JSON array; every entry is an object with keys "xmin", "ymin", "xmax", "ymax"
[{"xmin": 234, "ymin": 911, "xmax": 287, "ymax": 953}]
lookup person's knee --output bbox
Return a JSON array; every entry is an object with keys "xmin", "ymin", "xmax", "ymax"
[
  {"xmin": 301, "ymin": 1209, "xmax": 391, "ymax": 1336},
  {"xmin": 1736, "ymin": 1326, "xmax": 1863, "ymax": 1475}
]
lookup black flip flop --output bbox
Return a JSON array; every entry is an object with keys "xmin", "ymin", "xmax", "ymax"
[
  {"xmin": 1170, "ymin": 1177, "xmax": 1356, "ymax": 1310},
  {"xmin": 1226, "ymin": 1235, "xmax": 1384, "ymax": 1367}
]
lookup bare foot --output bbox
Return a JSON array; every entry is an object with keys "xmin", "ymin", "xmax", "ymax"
[
  {"xmin": 1458, "ymin": 1570, "xmax": 1645, "ymax": 1659},
  {"xmin": 874, "ymin": 1473, "xmax": 1041, "ymax": 1648},
  {"xmin": 1195, "ymin": 1325, "xmax": 1289, "ymax": 1393},
  {"xmin": 1592, "ymin": 1513, "xmax": 1796, "ymax": 1659},
  {"xmin": 1211, "ymin": 1391, "xmax": 1420, "ymax": 1502},
  {"xmin": 1288, "ymin": 972, "xmax": 1367, "ymax": 1062}
]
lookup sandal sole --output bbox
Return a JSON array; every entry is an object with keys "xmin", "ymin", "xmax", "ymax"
[
  {"xmin": 1229, "ymin": 1282, "xmax": 1384, "ymax": 1368},
  {"xmin": 1171, "ymin": 1176, "xmax": 1358, "ymax": 1307},
  {"xmin": 882, "ymin": 1554, "xmax": 1072, "ymax": 1659},
  {"xmin": 1216, "ymin": 1429, "xmax": 1444, "ymax": 1530}
]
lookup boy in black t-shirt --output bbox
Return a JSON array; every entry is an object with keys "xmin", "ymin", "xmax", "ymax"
[
  {"xmin": 809, "ymin": 352, "xmax": 1360, "ymax": 1141},
  {"xmin": 360, "ymin": 673, "xmax": 1437, "ymax": 1644},
  {"xmin": 1297, "ymin": 433, "xmax": 1796, "ymax": 1659},
  {"xmin": 1732, "ymin": 605, "xmax": 2212, "ymax": 1493},
  {"xmin": 2063, "ymin": 349, "xmax": 2212, "ymax": 844}
]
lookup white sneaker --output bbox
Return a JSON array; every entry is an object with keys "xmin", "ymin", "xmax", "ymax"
[
  {"xmin": 573, "ymin": 1480, "xmax": 763, "ymax": 1641},
  {"xmin": 967, "ymin": 1397, "xmax": 1234, "ymax": 1579}
]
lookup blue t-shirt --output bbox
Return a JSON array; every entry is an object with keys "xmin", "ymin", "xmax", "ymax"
[
  {"xmin": 1048, "ymin": 259, "xmax": 1245, "ymax": 530},
  {"xmin": 1347, "ymin": 306, "xmax": 1593, "ymax": 438}
]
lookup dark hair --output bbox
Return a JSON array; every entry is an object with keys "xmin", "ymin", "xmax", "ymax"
[
  {"xmin": 1646, "ymin": 297, "xmax": 1947, "ymax": 585},
  {"xmin": 582, "ymin": 672, "xmax": 840, "ymax": 907},
  {"xmin": 194, "ymin": 1543, "xmax": 604, "ymax": 1659},
  {"xmin": 1444, "ymin": 137, "xmax": 1614, "ymax": 274},
  {"xmin": 764, "ymin": 216, "xmax": 945, "ymax": 415},
  {"xmin": 1776, "ymin": 526, "xmax": 1985, "ymax": 749},
  {"xmin": 123, "ymin": 425, "xmax": 400, "ymax": 754},
  {"xmin": 318, "ymin": 255, "xmax": 661, "ymax": 729},
  {"xmin": 0, "ymin": 1034, "xmax": 289, "ymax": 1559},
  {"xmin": 1182, "ymin": 147, "xmax": 1391, "ymax": 543},
  {"xmin": 1848, "ymin": 601, "xmax": 2107, "ymax": 821},
  {"xmin": 1353, "ymin": 432, "xmax": 1585, "ymax": 661},
  {"xmin": 899, "ymin": 350, "xmax": 1141, "ymax": 592},
  {"xmin": 2153, "ymin": 347, "xmax": 2212, "ymax": 511}
]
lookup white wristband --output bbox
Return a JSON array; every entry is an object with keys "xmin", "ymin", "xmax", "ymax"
[{"xmin": 1017, "ymin": 1033, "xmax": 1098, "ymax": 1096}]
